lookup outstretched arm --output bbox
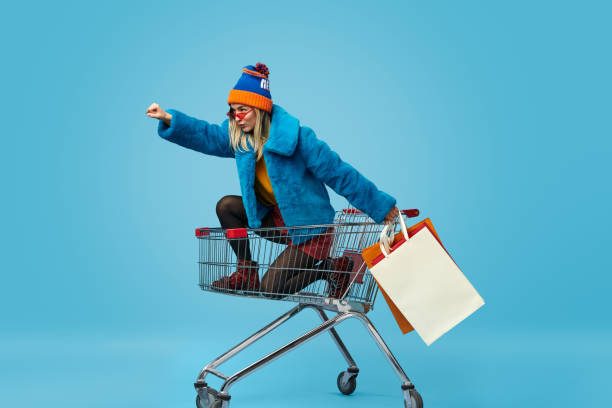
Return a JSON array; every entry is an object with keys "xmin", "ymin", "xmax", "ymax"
[
  {"xmin": 146, "ymin": 102, "xmax": 234, "ymax": 158},
  {"xmin": 298, "ymin": 126, "xmax": 397, "ymax": 224}
]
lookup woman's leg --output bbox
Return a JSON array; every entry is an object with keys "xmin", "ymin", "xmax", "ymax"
[
  {"xmin": 216, "ymin": 195, "xmax": 283, "ymax": 259},
  {"xmin": 261, "ymin": 248, "xmax": 355, "ymax": 299},
  {"xmin": 213, "ymin": 195, "xmax": 262, "ymax": 290},
  {"xmin": 216, "ymin": 195, "xmax": 253, "ymax": 260},
  {"xmin": 260, "ymin": 246, "xmax": 324, "ymax": 297},
  {"xmin": 215, "ymin": 197, "xmax": 351, "ymax": 296}
]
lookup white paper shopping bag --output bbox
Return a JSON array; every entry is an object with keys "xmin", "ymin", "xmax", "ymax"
[{"xmin": 370, "ymin": 215, "xmax": 484, "ymax": 345}]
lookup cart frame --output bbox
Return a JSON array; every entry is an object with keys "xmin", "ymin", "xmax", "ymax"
[{"xmin": 193, "ymin": 208, "xmax": 423, "ymax": 408}]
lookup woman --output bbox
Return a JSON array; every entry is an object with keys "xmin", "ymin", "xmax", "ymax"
[{"xmin": 146, "ymin": 63, "xmax": 398, "ymax": 298}]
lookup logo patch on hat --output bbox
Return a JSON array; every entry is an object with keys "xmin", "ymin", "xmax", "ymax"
[{"xmin": 260, "ymin": 78, "xmax": 270, "ymax": 91}]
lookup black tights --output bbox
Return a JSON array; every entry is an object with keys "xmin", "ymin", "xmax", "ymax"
[{"xmin": 216, "ymin": 195, "xmax": 327, "ymax": 295}]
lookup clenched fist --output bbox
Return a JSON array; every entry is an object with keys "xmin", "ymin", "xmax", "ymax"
[
  {"xmin": 146, "ymin": 103, "xmax": 172, "ymax": 126},
  {"xmin": 383, "ymin": 206, "xmax": 400, "ymax": 225}
]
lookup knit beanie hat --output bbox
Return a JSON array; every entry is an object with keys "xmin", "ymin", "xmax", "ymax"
[{"xmin": 228, "ymin": 63, "xmax": 272, "ymax": 113}]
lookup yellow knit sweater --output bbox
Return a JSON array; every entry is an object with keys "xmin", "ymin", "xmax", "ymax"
[{"xmin": 254, "ymin": 158, "xmax": 277, "ymax": 206}]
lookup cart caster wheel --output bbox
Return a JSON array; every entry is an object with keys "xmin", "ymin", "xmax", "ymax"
[
  {"xmin": 337, "ymin": 371, "xmax": 357, "ymax": 395},
  {"xmin": 407, "ymin": 389, "xmax": 423, "ymax": 408},
  {"xmin": 197, "ymin": 396, "xmax": 225, "ymax": 408}
]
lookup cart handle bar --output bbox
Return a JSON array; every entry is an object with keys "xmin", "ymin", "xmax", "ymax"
[
  {"xmin": 195, "ymin": 209, "xmax": 420, "ymax": 237},
  {"xmin": 342, "ymin": 208, "xmax": 420, "ymax": 218}
]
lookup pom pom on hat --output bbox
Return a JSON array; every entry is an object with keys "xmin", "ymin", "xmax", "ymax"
[{"xmin": 255, "ymin": 63, "xmax": 269, "ymax": 78}]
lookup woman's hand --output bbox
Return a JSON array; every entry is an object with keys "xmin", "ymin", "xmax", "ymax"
[
  {"xmin": 383, "ymin": 206, "xmax": 400, "ymax": 224},
  {"xmin": 146, "ymin": 102, "xmax": 172, "ymax": 126}
]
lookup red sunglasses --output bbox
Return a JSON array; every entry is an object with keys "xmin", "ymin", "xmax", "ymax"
[{"xmin": 227, "ymin": 108, "xmax": 254, "ymax": 120}]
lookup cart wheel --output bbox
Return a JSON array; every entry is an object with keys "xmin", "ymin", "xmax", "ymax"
[
  {"xmin": 336, "ymin": 371, "xmax": 357, "ymax": 395},
  {"xmin": 408, "ymin": 389, "xmax": 423, "ymax": 408},
  {"xmin": 197, "ymin": 396, "xmax": 224, "ymax": 408},
  {"xmin": 196, "ymin": 395, "xmax": 222, "ymax": 408}
]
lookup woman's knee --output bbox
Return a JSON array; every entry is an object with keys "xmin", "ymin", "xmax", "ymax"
[{"xmin": 215, "ymin": 195, "xmax": 243, "ymax": 218}]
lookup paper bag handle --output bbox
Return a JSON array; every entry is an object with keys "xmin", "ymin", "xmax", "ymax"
[{"xmin": 379, "ymin": 208, "xmax": 410, "ymax": 257}]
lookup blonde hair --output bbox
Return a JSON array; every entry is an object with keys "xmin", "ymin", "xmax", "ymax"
[{"xmin": 228, "ymin": 108, "xmax": 271, "ymax": 161}]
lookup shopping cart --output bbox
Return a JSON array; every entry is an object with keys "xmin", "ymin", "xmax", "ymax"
[{"xmin": 193, "ymin": 207, "xmax": 424, "ymax": 408}]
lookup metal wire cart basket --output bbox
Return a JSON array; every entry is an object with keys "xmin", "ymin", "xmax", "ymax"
[{"xmin": 193, "ymin": 207, "xmax": 424, "ymax": 408}]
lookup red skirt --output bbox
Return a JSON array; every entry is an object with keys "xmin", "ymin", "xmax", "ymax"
[{"xmin": 271, "ymin": 206, "xmax": 333, "ymax": 260}]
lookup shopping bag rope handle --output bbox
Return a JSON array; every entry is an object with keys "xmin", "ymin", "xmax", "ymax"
[{"xmin": 379, "ymin": 209, "xmax": 409, "ymax": 257}]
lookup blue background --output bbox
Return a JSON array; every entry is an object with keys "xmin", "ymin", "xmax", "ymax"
[{"xmin": 2, "ymin": 1, "xmax": 610, "ymax": 407}]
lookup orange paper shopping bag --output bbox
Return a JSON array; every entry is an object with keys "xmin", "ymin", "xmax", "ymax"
[
  {"xmin": 362, "ymin": 219, "xmax": 441, "ymax": 334},
  {"xmin": 363, "ymin": 216, "xmax": 484, "ymax": 345}
]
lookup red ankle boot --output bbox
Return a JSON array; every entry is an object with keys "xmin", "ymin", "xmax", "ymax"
[
  {"xmin": 326, "ymin": 256, "xmax": 354, "ymax": 299},
  {"xmin": 212, "ymin": 259, "xmax": 260, "ymax": 291}
]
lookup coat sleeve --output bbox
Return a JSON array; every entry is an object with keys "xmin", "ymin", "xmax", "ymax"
[
  {"xmin": 157, "ymin": 109, "xmax": 234, "ymax": 158},
  {"xmin": 297, "ymin": 126, "xmax": 396, "ymax": 223}
]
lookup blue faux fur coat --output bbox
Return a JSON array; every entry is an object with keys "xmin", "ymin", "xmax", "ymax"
[{"xmin": 158, "ymin": 105, "xmax": 396, "ymax": 244}]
